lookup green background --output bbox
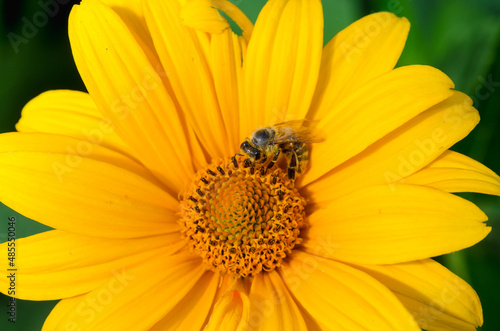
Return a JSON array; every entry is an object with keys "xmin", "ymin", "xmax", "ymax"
[{"xmin": 1, "ymin": 0, "xmax": 499, "ymax": 330}]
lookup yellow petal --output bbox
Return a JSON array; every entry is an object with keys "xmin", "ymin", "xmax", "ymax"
[
  {"xmin": 99, "ymin": 0, "xmax": 156, "ymax": 59},
  {"xmin": 69, "ymin": 0, "xmax": 194, "ymax": 193},
  {"xmin": 41, "ymin": 253, "xmax": 206, "ymax": 330},
  {"xmin": 295, "ymin": 303, "xmax": 326, "ymax": 330},
  {"xmin": 309, "ymin": 12, "xmax": 410, "ymax": 120},
  {"xmin": 205, "ymin": 289, "xmax": 250, "ymax": 331},
  {"xmin": 143, "ymin": 0, "xmax": 230, "ymax": 158},
  {"xmin": 353, "ymin": 259, "xmax": 483, "ymax": 330},
  {"xmin": 0, "ymin": 132, "xmax": 179, "ymax": 238},
  {"xmin": 181, "ymin": 0, "xmax": 253, "ymax": 42},
  {"xmin": 302, "ymin": 184, "xmax": 490, "ymax": 264},
  {"xmin": 150, "ymin": 272, "xmax": 220, "ymax": 330},
  {"xmin": 280, "ymin": 251, "xmax": 420, "ymax": 330},
  {"xmin": 0, "ymin": 230, "xmax": 182, "ymax": 300},
  {"xmin": 100, "ymin": 1, "xmax": 209, "ymax": 172},
  {"xmin": 210, "ymin": 276, "xmax": 250, "ymax": 312},
  {"xmin": 303, "ymin": 91, "xmax": 479, "ymax": 205},
  {"xmin": 100, "ymin": 0, "xmax": 142, "ymax": 16},
  {"xmin": 80, "ymin": 1, "xmax": 208, "ymax": 174},
  {"xmin": 402, "ymin": 150, "xmax": 500, "ymax": 196},
  {"xmin": 181, "ymin": 0, "xmax": 230, "ymax": 34},
  {"xmin": 302, "ymin": 65, "xmax": 454, "ymax": 187},
  {"xmin": 100, "ymin": 0, "xmax": 208, "ymax": 173},
  {"xmin": 210, "ymin": 29, "xmax": 244, "ymax": 154},
  {"xmin": 16, "ymin": 90, "xmax": 133, "ymax": 158},
  {"xmin": 248, "ymin": 271, "xmax": 308, "ymax": 330},
  {"xmin": 42, "ymin": 295, "xmax": 86, "ymax": 331},
  {"xmin": 240, "ymin": 0, "xmax": 323, "ymax": 137}
]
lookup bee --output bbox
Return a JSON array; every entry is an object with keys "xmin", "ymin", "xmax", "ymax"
[{"xmin": 239, "ymin": 120, "xmax": 325, "ymax": 180}]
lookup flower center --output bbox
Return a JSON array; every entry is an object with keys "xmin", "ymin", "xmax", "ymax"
[{"xmin": 179, "ymin": 156, "xmax": 306, "ymax": 278}]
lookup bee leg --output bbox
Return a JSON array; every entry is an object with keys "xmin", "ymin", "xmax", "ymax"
[
  {"xmin": 294, "ymin": 143, "xmax": 308, "ymax": 173},
  {"xmin": 286, "ymin": 150, "xmax": 298, "ymax": 180},
  {"xmin": 231, "ymin": 155, "xmax": 238, "ymax": 168},
  {"xmin": 266, "ymin": 150, "xmax": 281, "ymax": 170},
  {"xmin": 257, "ymin": 153, "xmax": 267, "ymax": 164}
]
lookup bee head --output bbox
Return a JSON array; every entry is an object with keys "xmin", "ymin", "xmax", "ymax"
[
  {"xmin": 251, "ymin": 128, "xmax": 275, "ymax": 148},
  {"xmin": 240, "ymin": 140, "xmax": 261, "ymax": 160}
]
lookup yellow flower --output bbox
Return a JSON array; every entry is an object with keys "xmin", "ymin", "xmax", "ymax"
[{"xmin": 1, "ymin": 0, "xmax": 499, "ymax": 329}]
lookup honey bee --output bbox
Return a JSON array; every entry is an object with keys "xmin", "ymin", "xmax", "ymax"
[{"xmin": 239, "ymin": 120, "xmax": 325, "ymax": 180}]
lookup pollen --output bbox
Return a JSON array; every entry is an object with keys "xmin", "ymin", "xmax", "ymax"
[{"xmin": 179, "ymin": 156, "xmax": 307, "ymax": 278}]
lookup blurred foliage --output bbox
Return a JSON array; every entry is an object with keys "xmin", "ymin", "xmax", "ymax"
[
  {"xmin": 0, "ymin": 0, "xmax": 499, "ymax": 330},
  {"xmin": 0, "ymin": 0, "xmax": 85, "ymax": 134}
]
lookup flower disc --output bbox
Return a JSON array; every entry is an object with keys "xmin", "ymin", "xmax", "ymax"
[{"xmin": 180, "ymin": 156, "xmax": 306, "ymax": 278}]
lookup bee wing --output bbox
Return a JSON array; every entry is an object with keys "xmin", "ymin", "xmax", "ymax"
[{"xmin": 272, "ymin": 119, "xmax": 326, "ymax": 144}]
